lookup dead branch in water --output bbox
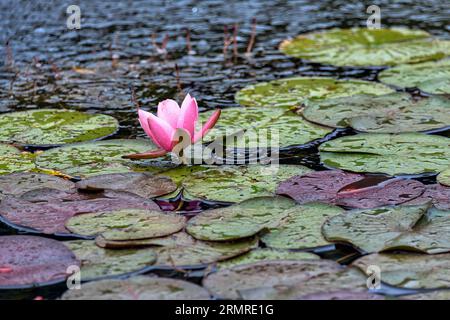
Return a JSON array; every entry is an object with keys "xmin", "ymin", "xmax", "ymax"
[
  {"xmin": 175, "ymin": 63, "xmax": 182, "ymax": 92},
  {"xmin": 186, "ymin": 28, "xmax": 194, "ymax": 54},
  {"xmin": 129, "ymin": 85, "xmax": 141, "ymax": 109},
  {"xmin": 232, "ymin": 23, "xmax": 238, "ymax": 58},
  {"xmin": 246, "ymin": 18, "xmax": 257, "ymax": 55},
  {"xmin": 5, "ymin": 39, "xmax": 14, "ymax": 70},
  {"xmin": 152, "ymin": 33, "xmax": 169, "ymax": 56},
  {"xmin": 223, "ymin": 25, "xmax": 231, "ymax": 57}
]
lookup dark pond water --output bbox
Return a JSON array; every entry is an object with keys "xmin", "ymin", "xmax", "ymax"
[{"xmin": 0, "ymin": 0, "xmax": 449, "ymax": 299}]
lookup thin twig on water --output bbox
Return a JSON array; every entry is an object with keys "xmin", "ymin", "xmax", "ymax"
[{"xmin": 246, "ymin": 18, "xmax": 257, "ymax": 55}]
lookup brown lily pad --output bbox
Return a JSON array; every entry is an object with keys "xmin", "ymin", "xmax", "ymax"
[
  {"xmin": 277, "ymin": 170, "xmax": 425, "ymax": 209},
  {"xmin": 0, "ymin": 173, "xmax": 75, "ymax": 200},
  {"xmin": 0, "ymin": 190, "xmax": 160, "ymax": 234},
  {"xmin": 65, "ymin": 209, "xmax": 186, "ymax": 241},
  {"xmin": 60, "ymin": 276, "xmax": 211, "ymax": 300},
  {"xmin": 0, "ymin": 235, "xmax": 80, "ymax": 288},
  {"xmin": 75, "ymin": 172, "xmax": 177, "ymax": 199}
]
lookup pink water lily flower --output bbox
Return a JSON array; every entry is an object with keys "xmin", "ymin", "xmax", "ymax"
[{"xmin": 124, "ymin": 94, "xmax": 221, "ymax": 159}]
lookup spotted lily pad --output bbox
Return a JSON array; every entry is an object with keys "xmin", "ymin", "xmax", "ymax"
[
  {"xmin": 64, "ymin": 240, "xmax": 156, "ymax": 281},
  {"xmin": 217, "ymin": 248, "xmax": 319, "ymax": 270},
  {"xmin": 35, "ymin": 139, "xmax": 165, "ymax": 178},
  {"xmin": 172, "ymin": 164, "xmax": 312, "ymax": 203},
  {"xmin": 0, "ymin": 109, "xmax": 118, "ymax": 147},
  {"xmin": 75, "ymin": 172, "xmax": 177, "ymax": 199},
  {"xmin": 203, "ymin": 260, "xmax": 365, "ymax": 300},
  {"xmin": 319, "ymin": 133, "xmax": 450, "ymax": 175},
  {"xmin": 379, "ymin": 59, "xmax": 450, "ymax": 94},
  {"xmin": 0, "ymin": 144, "xmax": 35, "ymax": 175},
  {"xmin": 186, "ymin": 196, "xmax": 298, "ymax": 241},
  {"xmin": 261, "ymin": 203, "xmax": 344, "ymax": 249},
  {"xmin": 60, "ymin": 276, "xmax": 210, "ymax": 300},
  {"xmin": 303, "ymin": 93, "xmax": 450, "ymax": 133},
  {"xmin": 66, "ymin": 209, "xmax": 186, "ymax": 240},
  {"xmin": 235, "ymin": 77, "xmax": 393, "ymax": 108},
  {"xmin": 277, "ymin": 170, "xmax": 425, "ymax": 208},
  {"xmin": 0, "ymin": 190, "xmax": 160, "ymax": 234},
  {"xmin": 0, "ymin": 235, "xmax": 80, "ymax": 288},
  {"xmin": 199, "ymin": 107, "xmax": 332, "ymax": 148},
  {"xmin": 96, "ymin": 232, "xmax": 258, "ymax": 268},
  {"xmin": 0, "ymin": 173, "xmax": 75, "ymax": 200},
  {"xmin": 353, "ymin": 253, "xmax": 450, "ymax": 289},
  {"xmin": 322, "ymin": 204, "xmax": 450, "ymax": 253},
  {"xmin": 438, "ymin": 169, "xmax": 450, "ymax": 187},
  {"xmin": 280, "ymin": 28, "xmax": 450, "ymax": 66}
]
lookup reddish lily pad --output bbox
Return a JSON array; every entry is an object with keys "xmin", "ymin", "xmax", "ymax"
[
  {"xmin": 0, "ymin": 190, "xmax": 160, "ymax": 234},
  {"xmin": 60, "ymin": 276, "xmax": 210, "ymax": 300},
  {"xmin": 0, "ymin": 235, "xmax": 80, "ymax": 288},
  {"xmin": 403, "ymin": 184, "xmax": 450, "ymax": 210},
  {"xmin": 203, "ymin": 260, "xmax": 366, "ymax": 300},
  {"xmin": 277, "ymin": 170, "xmax": 425, "ymax": 208},
  {"xmin": 75, "ymin": 172, "xmax": 177, "ymax": 199},
  {"xmin": 65, "ymin": 209, "xmax": 186, "ymax": 241},
  {"xmin": 0, "ymin": 173, "xmax": 75, "ymax": 200}
]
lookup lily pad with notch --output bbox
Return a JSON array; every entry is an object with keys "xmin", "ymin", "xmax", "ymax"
[
  {"xmin": 235, "ymin": 77, "xmax": 393, "ymax": 108},
  {"xmin": 186, "ymin": 196, "xmax": 298, "ymax": 241},
  {"xmin": 303, "ymin": 93, "xmax": 450, "ymax": 133},
  {"xmin": 403, "ymin": 184, "xmax": 450, "ymax": 210},
  {"xmin": 353, "ymin": 253, "xmax": 450, "ymax": 289},
  {"xmin": 0, "ymin": 109, "xmax": 119, "ymax": 147},
  {"xmin": 279, "ymin": 27, "xmax": 450, "ymax": 67},
  {"xmin": 0, "ymin": 235, "xmax": 80, "ymax": 288},
  {"xmin": 60, "ymin": 276, "xmax": 211, "ymax": 300},
  {"xmin": 319, "ymin": 133, "xmax": 450, "ymax": 176},
  {"xmin": 260, "ymin": 202, "xmax": 344, "ymax": 249},
  {"xmin": 65, "ymin": 209, "xmax": 186, "ymax": 241}
]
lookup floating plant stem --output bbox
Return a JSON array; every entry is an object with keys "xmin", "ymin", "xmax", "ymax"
[{"xmin": 246, "ymin": 18, "xmax": 256, "ymax": 55}]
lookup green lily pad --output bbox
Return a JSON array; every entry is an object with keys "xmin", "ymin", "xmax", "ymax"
[
  {"xmin": 199, "ymin": 107, "xmax": 332, "ymax": 148},
  {"xmin": 261, "ymin": 203, "xmax": 344, "ymax": 249},
  {"xmin": 65, "ymin": 240, "xmax": 157, "ymax": 281},
  {"xmin": 0, "ymin": 144, "xmax": 35, "ymax": 175},
  {"xmin": 280, "ymin": 28, "xmax": 450, "ymax": 66},
  {"xmin": 217, "ymin": 248, "xmax": 318, "ymax": 270},
  {"xmin": 171, "ymin": 164, "xmax": 312, "ymax": 203},
  {"xmin": 65, "ymin": 209, "xmax": 186, "ymax": 240},
  {"xmin": 75, "ymin": 172, "xmax": 177, "ymax": 199},
  {"xmin": 319, "ymin": 133, "xmax": 450, "ymax": 175},
  {"xmin": 382, "ymin": 208, "xmax": 450, "ymax": 254},
  {"xmin": 203, "ymin": 260, "xmax": 365, "ymax": 300},
  {"xmin": 0, "ymin": 109, "xmax": 118, "ymax": 147},
  {"xmin": 0, "ymin": 173, "xmax": 75, "ymax": 200},
  {"xmin": 60, "ymin": 276, "xmax": 211, "ymax": 300},
  {"xmin": 379, "ymin": 59, "xmax": 450, "ymax": 94},
  {"xmin": 352, "ymin": 253, "xmax": 450, "ymax": 289},
  {"xmin": 235, "ymin": 77, "xmax": 393, "ymax": 108},
  {"xmin": 437, "ymin": 168, "xmax": 450, "ymax": 186},
  {"xmin": 96, "ymin": 232, "xmax": 258, "ymax": 268},
  {"xmin": 35, "ymin": 139, "xmax": 166, "ymax": 178},
  {"xmin": 303, "ymin": 93, "xmax": 450, "ymax": 133},
  {"xmin": 186, "ymin": 196, "xmax": 298, "ymax": 241},
  {"xmin": 322, "ymin": 204, "xmax": 436, "ymax": 253}
]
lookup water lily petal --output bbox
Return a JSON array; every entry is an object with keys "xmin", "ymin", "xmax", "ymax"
[
  {"xmin": 147, "ymin": 114, "xmax": 176, "ymax": 151},
  {"xmin": 194, "ymin": 109, "xmax": 221, "ymax": 143},
  {"xmin": 138, "ymin": 109, "xmax": 162, "ymax": 148},
  {"xmin": 177, "ymin": 93, "xmax": 198, "ymax": 138},
  {"xmin": 157, "ymin": 99, "xmax": 181, "ymax": 128}
]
